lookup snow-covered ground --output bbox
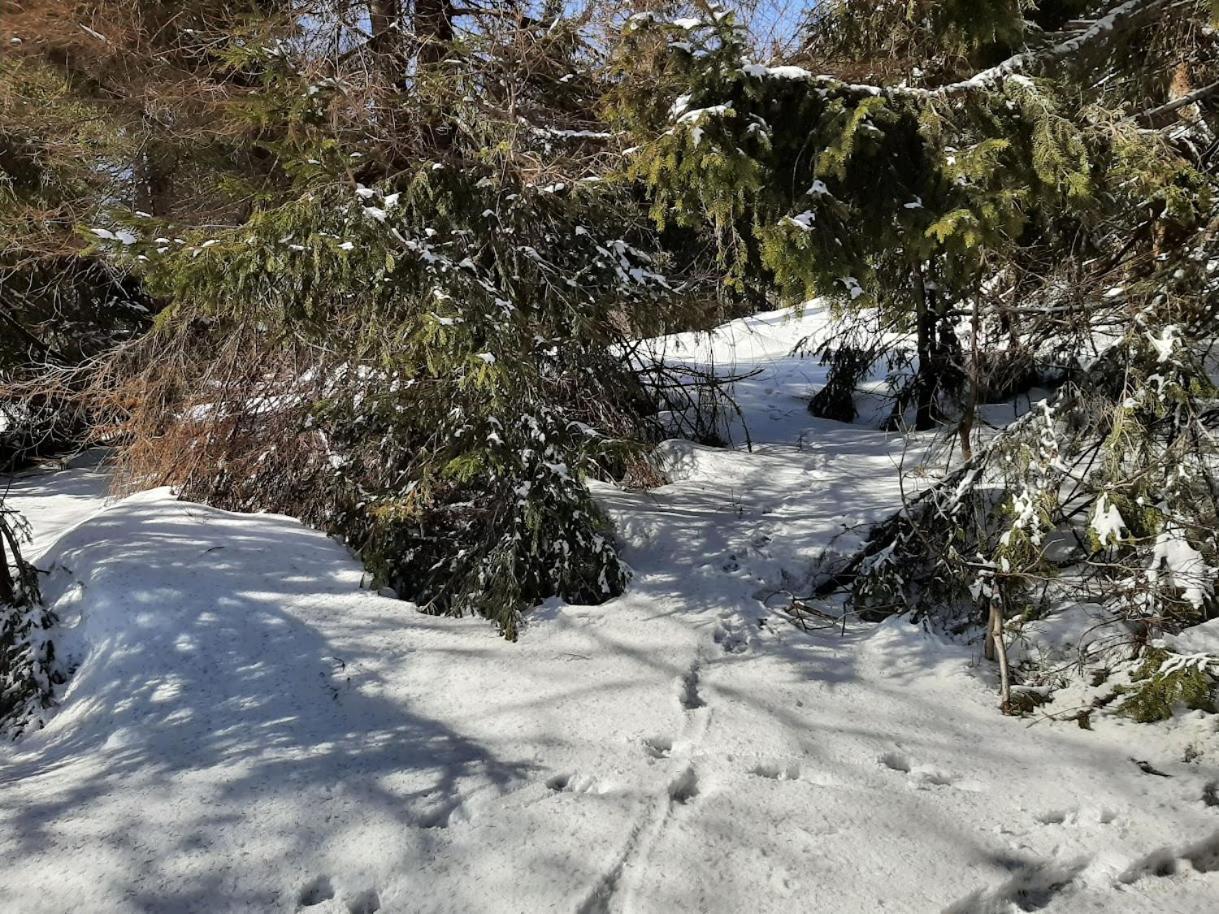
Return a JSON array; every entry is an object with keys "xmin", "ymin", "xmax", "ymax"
[
  {"xmin": 3, "ymin": 308, "xmax": 1219, "ymax": 913},
  {"xmin": 640, "ymin": 301, "xmax": 905, "ymax": 444}
]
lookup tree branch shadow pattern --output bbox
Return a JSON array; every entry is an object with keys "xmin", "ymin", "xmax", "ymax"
[{"xmin": 0, "ymin": 492, "xmax": 532, "ymax": 912}]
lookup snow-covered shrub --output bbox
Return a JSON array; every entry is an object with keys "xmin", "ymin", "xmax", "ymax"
[
  {"xmin": 1117, "ymin": 649, "xmax": 1218, "ymax": 723},
  {"xmin": 1, "ymin": 55, "xmax": 154, "ymax": 469}
]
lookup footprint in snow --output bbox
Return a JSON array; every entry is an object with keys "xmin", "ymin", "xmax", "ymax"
[
  {"xmin": 669, "ymin": 766, "xmax": 700, "ymax": 804},
  {"xmin": 749, "ymin": 760, "xmax": 801, "ymax": 781},
  {"xmin": 297, "ymin": 875, "xmax": 335, "ymax": 908},
  {"xmin": 942, "ymin": 857, "xmax": 1089, "ymax": 914},
  {"xmin": 1035, "ymin": 807, "xmax": 1117, "ymax": 827},
  {"xmin": 678, "ymin": 663, "xmax": 705, "ymax": 711},
  {"xmin": 878, "ymin": 751, "xmax": 911, "ymax": 773},
  {"xmin": 297, "ymin": 877, "xmax": 381, "ymax": 913},
  {"xmin": 910, "ymin": 767, "xmax": 959, "ymax": 788},
  {"xmin": 643, "ymin": 735, "xmax": 673, "ymax": 759},
  {"xmin": 346, "ymin": 888, "xmax": 381, "ymax": 914},
  {"xmin": 547, "ymin": 772, "xmax": 609, "ymax": 794},
  {"xmin": 713, "ymin": 619, "xmax": 749, "ymax": 654},
  {"xmin": 1119, "ymin": 827, "xmax": 1219, "ymax": 884},
  {"xmin": 878, "ymin": 752, "xmax": 979, "ymax": 791}
]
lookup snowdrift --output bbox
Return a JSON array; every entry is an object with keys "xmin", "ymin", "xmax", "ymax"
[{"xmin": 3, "ymin": 309, "xmax": 1219, "ymax": 912}]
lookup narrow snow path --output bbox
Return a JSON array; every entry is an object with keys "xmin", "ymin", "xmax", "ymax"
[{"xmin": 3, "ymin": 310, "xmax": 1218, "ymax": 913}]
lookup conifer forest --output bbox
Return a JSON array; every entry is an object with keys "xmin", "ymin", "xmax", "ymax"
[{"xmin": 3, "ymin": 1, "xmax": 1219, "ymax": 911}]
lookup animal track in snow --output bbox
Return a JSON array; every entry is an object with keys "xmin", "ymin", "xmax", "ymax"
[
  {"xmin": 1034, "ymin": 807, "xmax": 1116, "ymax": 827},
  {"xmin": 296, "ymin": 876, "xmax": 380, "ymax": 913},
  {"xmin": 297, "ymin": 875, "xmax": 335, "ymax": 908},
  {"xmin": 713, "ymin": 618, "xmax": 749, "ymax": 654},
  {"xmin": 942, "ymin": 857, "xmax": 1089, "ymax": 913},
  {"xmin": 579, "ymin": 656, "xmax": 709, "ymax": 911},
  {"xmin": 576, "ymin": 766, "xmax": 701, "ymax": 913},
  {"xmin": 547, "ymin": 772, "xmax": 608, "ymax": 794},
  {"xmin": 413, "ymin": 800, "xmax": 466, "ymax": 829},
  {"xmin": 878, "ymin": 751, "xmax": 979, "ymax": 791},
  {"xmin": 678, "ymin": 662, "xmax": 705, "ymax": 710},
  {"xmin": 878, "ymin": 751, "xmax": 911, "ymax": 773},
  {"xmin": 749, "ymin": 760, "xmax": 801, "ymax": 781},
  {"xmin": 668, "ymin": 766, "xmax": 700, "ymax": 804},
  {"xmin": 1120, "ymin": 828, "xmax": 1219, "ymax": 883},
  {"xmin": 909, "ymin": 767, "xmax": 959, "ymax": 788},
  {"xmin": 346, "ymin": 888, "xmax": 381, "ymax": 914},
  {"xmin": 643, "ymin": 735, "xmax": 673, "ymax": 759}
]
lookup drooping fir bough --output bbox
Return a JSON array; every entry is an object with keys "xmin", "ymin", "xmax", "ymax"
[
  {"xmin": 1, "ymin": 30, "xmax": 153, "ymax": 467},
  {"xmin": 7, "ymin": 1, "xmax": 709, "ymax": 640},
  {"xmin": 619, "ymin": 0, "xmax": 1219, "ymax": 711},
  {"xmin": 4, "ymin": 0, "xmax": 1218, "ymax": 717}
]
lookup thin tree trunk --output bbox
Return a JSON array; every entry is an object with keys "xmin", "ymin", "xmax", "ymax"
[
  {"xmin": 987, "ymin": 595, "xmax": 1012, "ymax": 711},
  {"xmin": 913, "ymin": 264, "xmax": 937, "ymax": 431},
  {"xmin": 135, "ymin": 128, "xmax": 174, "ymax": 218},
  {"xmin": 414, "ymin": 0, "xmax": 454, "ymax": 66},
  {"xmin": 0, "ymin": 514, "xmax": 31, "ymax": 606},
  {"xmin": 958, "ymin": 298, "xmax": 980, "ymax": 462},
  {"xmin": 370, "ymin": 0, "xmax": 406, "ymax": 85},
  {"xmin": 412, "ymin": 0, "xmax": 456, "ymax": 150}
]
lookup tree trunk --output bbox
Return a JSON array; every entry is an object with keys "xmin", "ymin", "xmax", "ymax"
[
  {"xmin": 0, "ymin": 513, "xmax": 31, "ymax": 607},
  {"xmin": 958, "ymin": 298, "xmax": 980, "ymax": 462},
  {"xmin": 988, "ymin": 595, "xmax": 1012, "ymax": 712},
  {"xmin": 369, "ymin": 0, "xmax": 406, "ymax": 85},
  {"xmin": 412, "ymin": 0, "xmax": 456, "ymax": 151},
  {"xmin": 135, "ymin": 128, "xmax": 174, "ymax": 218},
  {"xmin": 414, "ymin": 0, "xmax": 455, "ymax": 67},
  {"xmin": 913, "ymin": 264, "xmax": 937, "ymax": 431}
]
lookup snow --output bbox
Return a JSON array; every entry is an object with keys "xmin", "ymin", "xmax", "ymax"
[
  {"xmin": 840, "ymin": 276, "xmax": 865, "ymax": 300},
  {"xmin": 742, "ymin": 63, "xmax": 815, "ymax": 81},
  {"xmin": 782, "ymin": 210, "xmax": 815, "ymax": 231},
  {"xmin": 1170, "ymin": 619, "xmax": 1219, "ymax": 656},
  {"xmin": 1150, "ymin": 525, "xmax": 1216, "ymax": 610},
  {"xmin": 637, "ymin": 302, "xmax": 915, "ymax": 444},
  {"xmin": 1091, "ymin": 493, "xmax": 1127, "ymax": 546},
  {"xmin": 90, "ymin": 228, "xmax": 137, "ymax": 246},
  {"xmin": 1149, "ymin": 325, "xmax": 1178, "ymax": 363},
  {"xmin": 4, "ymin": 309, "xmax": 1219, "ymax": 912},
  {"xmin": 675, "ymin": 104, "xmax": 732, "ymax": 125},
  {"xmin": 1007, "ymin": 603, "xmax": 1128, "ymax": 669}
]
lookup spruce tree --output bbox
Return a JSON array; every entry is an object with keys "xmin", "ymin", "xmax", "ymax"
[
  {"xmin": 620, "ymin": 0, "xmax": 1219, "ymax": 710},
  {"xmin": 13, "ymin": 2, "xmax": 695, "ymax": 639}
]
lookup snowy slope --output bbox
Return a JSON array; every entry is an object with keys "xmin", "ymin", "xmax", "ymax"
[
  {"xmin": 3, "ymin": 309, "xmax": 1219, "ymax": 914},
  {"xmin": 640, "ymin": 301, "xmax": 905, "ymax": 444}
]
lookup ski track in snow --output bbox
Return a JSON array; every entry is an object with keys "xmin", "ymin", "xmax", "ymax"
[{"xmin": 2, "ymin": 307, "xmax": 1219, "ymax": 912}]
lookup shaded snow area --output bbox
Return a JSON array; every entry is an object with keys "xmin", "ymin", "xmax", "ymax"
[
  {"xmin": 3, "ymin": 309, "xmax": 1219, "ymax": 913},
  {"xmin": 640, "ymin": 301, "xmax": 905, "ymax": 444}
]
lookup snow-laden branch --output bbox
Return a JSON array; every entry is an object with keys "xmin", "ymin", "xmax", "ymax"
[
  {"xmin": 937, "ymin": 0, "xmax": 1173, "ymax": 95},
  {"xmin": 740, "ymin": 0, "xmax": 1174, "ymax": 101}
]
